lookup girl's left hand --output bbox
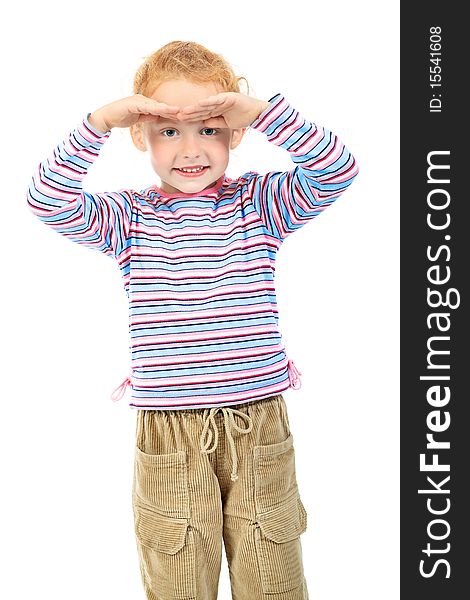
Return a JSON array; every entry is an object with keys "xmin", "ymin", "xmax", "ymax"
[{"xmin": 176, "ymin": 92, "xmax": 270, "ymax": 129}]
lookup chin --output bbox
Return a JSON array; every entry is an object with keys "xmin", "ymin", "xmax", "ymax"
[{"xmin": 160, "ymin": 170, "xmax": 221, "ymax": 194}]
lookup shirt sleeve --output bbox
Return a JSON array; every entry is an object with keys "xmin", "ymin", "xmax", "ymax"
[
  {"xmin": 26, "ymin": 114, "xmax": 134, "ymax": 260},
  {"xmin": 244, "ymin": 93, "xmax": 360, "ymax": 242}
]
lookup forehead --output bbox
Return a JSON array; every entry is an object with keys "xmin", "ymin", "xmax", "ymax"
[{"xmin": 150, "ymin": 78, "xmax": 222, "ymax": 105}]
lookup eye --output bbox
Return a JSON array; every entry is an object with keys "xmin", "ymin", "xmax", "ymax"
[
  {"xmin": 201, "ymin": 128, "xmax": 218, "ymax": 136},
  {"xmin": 162, "ymin": 129, "xmax": 177, "ymax": 137}
]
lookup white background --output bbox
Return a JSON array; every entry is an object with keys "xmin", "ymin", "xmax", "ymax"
[{"xmin": 1, "ymin": 0, "xmax": 399, "ymax": 598}]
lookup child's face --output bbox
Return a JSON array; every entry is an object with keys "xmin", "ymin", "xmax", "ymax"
[{"xmin": 135, "ymin": 79, "xmax": 244, "ymax": 195}]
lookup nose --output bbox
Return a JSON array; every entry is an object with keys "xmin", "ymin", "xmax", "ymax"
[{"xmin": 181, "ymin": 133, "xmax": 201, "ymax": 159}]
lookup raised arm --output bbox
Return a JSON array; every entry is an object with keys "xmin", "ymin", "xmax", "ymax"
[
  {"xmin": 244, "ymin": 93, "xmax": 359, "ymax": 242},
  {"xmin": 26, "ymin": 114, "xmax": 134, "ymax": 260}
]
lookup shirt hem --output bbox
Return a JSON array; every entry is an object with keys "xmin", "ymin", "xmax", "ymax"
[{"xmin": 127, "ymin": 381, "xmax": 293, "ymax": 410}]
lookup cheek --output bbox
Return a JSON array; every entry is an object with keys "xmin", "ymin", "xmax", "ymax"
[
  {"xmin": 211, "ymin": 139, "xmax": 230, "ymax": 158},
  {"xmin": 148, "ymin": 141, "xmax": 169, "ymax": 162}
]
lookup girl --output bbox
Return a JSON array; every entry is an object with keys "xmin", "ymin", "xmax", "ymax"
[{"xmin": 27, "ymin": 40, "xmax": 359, "ymax": 600}]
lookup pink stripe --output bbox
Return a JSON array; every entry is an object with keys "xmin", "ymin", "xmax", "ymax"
[
  {"xmin": 130, "ymin": 258, "xmax": 273, "ymax": 280},
  {"xmin": 252, "ymin": 97, "xmax": 287, "ymax": 132},
  {"xmin": 129, "ymin": 281, "xmax": 276, "ymax": 303},
  {"xmin": 132, "ymin": 213, "xmax": 270, "ymax": 239},
  {"xmin": 271, "ymin": 113, "xmax": 305, "ymax": 146},
  {"xmin": 129, "ymin": 380, "xmax": 292, "ymax": 409},
  {"xmin": 78, "ymin": 119, "xmax": 111, "ymax": 143},
  {"xmin": 132, "ymin": 344, "xmax": 285, "ymax": 368},
  {"xmin": 130, "ymin": 302, "xmax": 277, "ymax": 325},
  {"xmin": 128, "ymin": 234, "xmax": 278, "ymax": 260},
  {"xmin": 131, "ymin": 324, "xmax": 280, "ymax": 347},
  {"xmin": 311, "ymin": 141, "xmax": 344, "ymax": 171},
  {"xmin": 132, "ymin": 358, "xmax": 290, "ymax": 387},
  {"xmin": 291, "ymin": 126, "xmax": 328, "ymax": 157}
]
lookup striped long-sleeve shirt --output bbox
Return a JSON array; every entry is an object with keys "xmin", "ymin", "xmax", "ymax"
[{"xmin": 27, "ymin": 92, "xmax": 359, "ymax": 410}]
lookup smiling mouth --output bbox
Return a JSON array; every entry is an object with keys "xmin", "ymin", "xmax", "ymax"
[
  {"xmin": 175, "ymin": 165, "xmax": 208, "ymax": 171},
  {"xmin": 174, "ymin": 166, "xmax": 209, "ymax": 176}
]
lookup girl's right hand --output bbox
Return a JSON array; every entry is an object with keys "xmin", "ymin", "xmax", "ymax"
[{"xmin": 88, "ymin": 94, "xmax": 182, "ymax": 133}]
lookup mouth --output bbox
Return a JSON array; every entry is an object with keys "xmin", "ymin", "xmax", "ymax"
[{"xmin": 174, "ymin": 166, "xmax": 209, "ymax": 177}]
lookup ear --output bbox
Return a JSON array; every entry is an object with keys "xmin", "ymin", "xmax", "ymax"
[
  {"xmin": 230, "ymin": 127, "xmax": 246, "ymax": 150},
  {"xmin": 130, "ymin": 123, "xmax": 147, "ymax": 152}
]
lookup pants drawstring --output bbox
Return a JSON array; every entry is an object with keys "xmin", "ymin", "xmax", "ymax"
[{"xmin": 200, "ymin": 407, "xmax": 253, "ymax": 482}]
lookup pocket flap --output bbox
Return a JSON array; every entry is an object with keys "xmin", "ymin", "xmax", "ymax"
[
  {"xmin": 258, "ymin": 493, "xmax": 307, "ymax": 543},
  {"xmin": 134, "ymin": 501, "xmax": 189, "ymax": 554}
]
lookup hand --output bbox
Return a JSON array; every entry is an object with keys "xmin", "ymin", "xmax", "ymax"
[
  {"xmin": 176, "ymin": 92, "xmax": 270, "ymax": 129},
  {"xmin": 89, "ymin": 94, "xmax": 182, "ymax": 132}
]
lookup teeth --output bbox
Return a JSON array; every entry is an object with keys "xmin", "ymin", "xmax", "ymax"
[{"xmin": 179, "ymin": 166, "xmax": 205, "ymax": 173}]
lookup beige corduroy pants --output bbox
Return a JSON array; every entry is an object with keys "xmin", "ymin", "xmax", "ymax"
[{"xmin": 132, "ymin": 393, "xmax": 309, "ymax": 599}]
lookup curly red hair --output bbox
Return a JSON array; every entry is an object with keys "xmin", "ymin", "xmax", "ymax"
[{"xmin": 133, "ymin": 40, "xmax": 250, "ymax": 98}]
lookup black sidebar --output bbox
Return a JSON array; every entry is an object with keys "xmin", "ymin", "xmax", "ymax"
[{"xmin": 401, "ymin": 4, "xmax": 469, "ymax": 599}]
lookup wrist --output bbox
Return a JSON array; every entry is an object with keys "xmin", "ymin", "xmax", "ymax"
[
  {"xmin": 88, "ymin": 111, "xmax": 112, "ymax": 134},
  {"xmin": 258, "ymin": 100, "xmax": 271, "ymax": 114},
  {"xmin": 249, "ymin": 100, "xmax": 271, "ymax": 126}
]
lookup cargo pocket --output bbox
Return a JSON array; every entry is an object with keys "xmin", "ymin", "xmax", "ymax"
[
  {"xmin": 134, "ymin": 498, "xmax": 197, "ymax": 599},
  {"xmin": 253, "ymin": 433, "xmax": 308, "ymax": 594},
  {"xmin": 133, "ymin": 444, "xmax": 190, "ymax": 519},
  {"xmin": 132, "ymin": 443, "xmax": 196, "ymax": 599}
]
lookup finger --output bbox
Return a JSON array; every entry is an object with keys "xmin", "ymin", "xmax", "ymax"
[
  {"xmin": 151, "ymin": 102, "xmax": 181, "ymax": 114},
  {"xmin": 197, "ymin": 96, "xmax": 226, "ymax": 105},
  {"xmin": 179, "ymin": 110, "xmax": 214, "ymax": 120},
  {"xmin": 178, "ymin": 110, "xmax": 216, "ymax": 121},
  {"xmin": 198, "ymin": 95, "xmax": 235, "ymax": 108},
  {"xmin": 202, "ymin": 117, "xmax": 228, "ymax": 128},
  {"xmin": 133, "ymin": 103, "xmax": 180, "ymax": 117},
  {"xmin": 155, "ymin": 105, "xmax": 181, "ymax": 114},
  {"xmin": 138, "ymin": 113, "xmax": 179, "ymax": 124},
  {"xmin": 180, "ymin": 99, "xmax": 227, "ymax": 114},
  {"xmin": 179, "ymin": 114, "xmax": 221, "ymax": 124},
  {"xmin": 179, "ymin": 105, "xmax": 213, "ymax": 115},
  {"xmin": 158, "ymin": 114, "xmax": 180, "ymax": 121}
]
